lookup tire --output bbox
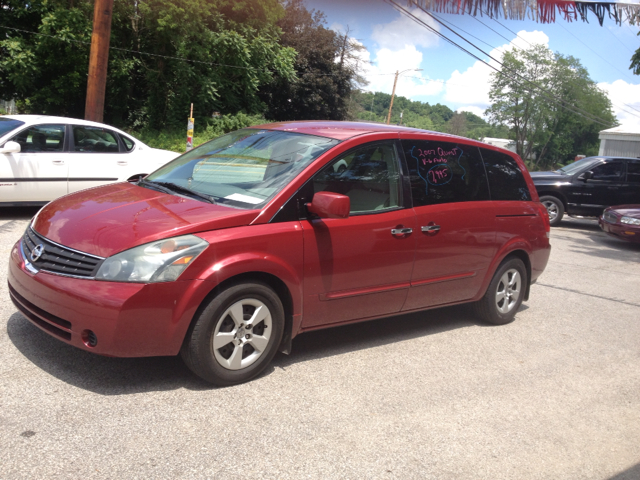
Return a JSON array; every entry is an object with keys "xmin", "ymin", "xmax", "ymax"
[
  {"xmin": 336, "ymin": 164, "xmax": 347, "ymax": 174},
  {"xmin": 539, "ymin": 195, "xmax": 564, "ymax": 227},
  {"xmin": 473, "ymin": 258, "xmax": 527, "ymax": 325},
  {"xmin": 181, "ymin": 282, "xmax": 284, "ymax": 386}
]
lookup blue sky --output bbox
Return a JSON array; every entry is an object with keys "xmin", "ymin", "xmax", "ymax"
[{"xmin": 307, "ymin": 0, "xmax": 640, "ymax": 128}]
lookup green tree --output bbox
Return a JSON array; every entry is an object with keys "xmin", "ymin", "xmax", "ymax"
[
  {"xmin": 0, "ymin": 0, "xmax": 296, "ymax": 128},
  {"xmin": 259, "ymin": 0, "xmax": 357, "ymax": 121},
  {"xmin": 486, "ymin": 44, "xmax": 616, "ymax": 168}
]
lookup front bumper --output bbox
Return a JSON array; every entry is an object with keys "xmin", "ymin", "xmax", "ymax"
[
  {"xmin": 599, "ymin": 218, "xmax": 640, "ymax": 243},
  {"xmin": 8, "ymin": 241, "xmax": 202, "ymax": 357}
]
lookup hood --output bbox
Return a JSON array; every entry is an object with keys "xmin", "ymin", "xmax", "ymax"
[
  {"xmin": 608, "ymin": 205, "xmax": 640, "ymax": 219},
  {"xmin": 32, "ymin": 183, "xmax": 260, "ymax": 257},
  {"xmin": 529, "ymin": 171, "xmax": 571, "ymax": 183}
]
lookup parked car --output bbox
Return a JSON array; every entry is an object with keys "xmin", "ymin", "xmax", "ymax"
[
  {"xmin": 0, "ymin": 115, "xmax": 180, "ymax": 206},
  {"xmin": 531, "ymin": 156, "xmax": 640, "ymax": 226},
  {"xmin": 8, "ymin": 121, "xmax": 551, "ymax": 386},
  {"xmin": 599, "ymin": 205, "xmax": 640, "ymax": 243}
]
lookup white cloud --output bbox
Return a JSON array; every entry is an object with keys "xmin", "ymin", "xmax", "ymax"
[
  {"xmin": 359, "ymin": 9, "xmax": 443, "ymax": 99},
  {"xmin": 597, "ymin": 79, "xmax": 640, "ymax": 128},
  {"xmin": 371, "ymin": 8, "xmax": 439, "ymax": 50},
  {"xmin": 456, "ymin": 106, "xmax": 486, "ymax": 117},
  {"xmin": 443, "ymin": 30, "xmax": 550, "ymax": 111}
]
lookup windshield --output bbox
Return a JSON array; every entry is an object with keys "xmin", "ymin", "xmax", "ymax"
[
  {"xmin": 557, "ymin": 157, "xmax": 601, "ymax": 175},
  {"xmin": 0, "ymin": 118, "xmax": 25, "ymax": 137},
  {"xmin": 145, "ymin": 129, "xmax": 339, "ymax": 208}
]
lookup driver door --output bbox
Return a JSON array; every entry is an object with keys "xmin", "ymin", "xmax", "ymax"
[{"xmin": 299, "ymin": 141, "xmax": 417, "ymax": 328}]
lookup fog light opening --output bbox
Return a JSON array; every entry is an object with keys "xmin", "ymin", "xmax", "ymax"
[{"xmin": 81, "ymin": 330, "xmax": 98, "ymax": 348}]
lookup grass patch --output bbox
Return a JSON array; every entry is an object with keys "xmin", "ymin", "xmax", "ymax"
[{"xmin": 127, "ymin": 113, "xmax": 271, "ymax": 153}]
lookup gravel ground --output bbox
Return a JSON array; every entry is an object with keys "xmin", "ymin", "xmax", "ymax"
[{"xmin": 1, "ymin": 208, "xmax": 639, "ymax": 480}]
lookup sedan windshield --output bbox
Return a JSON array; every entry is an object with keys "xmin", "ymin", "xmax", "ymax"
[
  {"xmin": 0, "ymin": 118, "xmax": 25, "ymax": 137},
  {"xmin": 557, "ymin": 157, "xmax": 601, "ymax": 175},
  {"xmin": 144, "ymin": 129, "xmax": 339, "ymax": 208}
]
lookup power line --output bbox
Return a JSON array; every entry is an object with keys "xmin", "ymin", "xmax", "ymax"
[
  {"xmin": 385, "ymin": 1, "xmax": 626, "ymax": 127},
  {"xmin": 438, "ymin": 12, "xmax": 640, "ymax": 119}
]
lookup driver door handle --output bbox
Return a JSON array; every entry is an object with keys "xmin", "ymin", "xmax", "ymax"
[
  {"xmin": 391, "ymin": 227, "xmax": 413, "ymax": 236},
  {"xmin": 421, "ymin": 225, "xmax": 441, "ymax": 232}
]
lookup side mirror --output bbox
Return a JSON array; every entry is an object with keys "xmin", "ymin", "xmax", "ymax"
[
  {"xmin": 306, "ymin": 191, "xmax": 350, "ymax": 219},
  {"xmin": 0, "ymin": 141, "xmax": 21, "ymax": 154},
  {"xmin": 579, "ymin": 170, "xmax": 593, "ymax": 181}
]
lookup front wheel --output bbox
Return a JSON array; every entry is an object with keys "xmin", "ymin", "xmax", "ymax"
[
  {"xmin": 473, "ymin": 258, "xmax": 527, "ymax": 325},
  {"xmin": 539, "ymin": 195, "xmax": 564, "ymax": 227},
  {"xmin": 181, "ymin": 282, "xmax": 284, "ymax": 386}
]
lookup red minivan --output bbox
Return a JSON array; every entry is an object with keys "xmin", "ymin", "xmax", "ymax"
[{"xmin": 8, "ymin": 122, "xmax": 551, "ymax": 385}]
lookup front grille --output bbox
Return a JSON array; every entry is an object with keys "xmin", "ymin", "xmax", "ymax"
[
  {"xmin": 22, "ymin": 227, "xmax": 104, "ymax": 278},
  {"xmin": 604, "ymin": 211, "xmax": 619, "ymax": 224}
]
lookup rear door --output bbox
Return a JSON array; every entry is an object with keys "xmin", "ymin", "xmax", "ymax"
[
  {"xmin": 1, "ymin": 123, "xmax": 67, "ymax": 203},
  {"xmin": 400, "ymin": 138, "xmax": 496, "ymax": 311},
  {"xmin": 67, "ymin": 125, "xmax": 127, "ymax": 194}
]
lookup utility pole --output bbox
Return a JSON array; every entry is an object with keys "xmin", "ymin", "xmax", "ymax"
[
  {"xmin": 386, "ymin": 68, "xmax": 422, "ymax": 125},
  {"xmin": 386, "ymin": 71, "xmax": 399, "ymax": 125},
  {"xmin": 84, "ymin": 0, "xmax": 114, "ymax": 122}
]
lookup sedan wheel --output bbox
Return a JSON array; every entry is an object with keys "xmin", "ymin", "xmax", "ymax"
[{"xmin": 181, "ymin": 282, "xmax": 284, "ymax": 386}]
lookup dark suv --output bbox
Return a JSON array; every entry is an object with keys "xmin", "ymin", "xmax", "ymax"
[{"xmin": 531, "ymin": 156, "xmax": 640, "ymax": 226}]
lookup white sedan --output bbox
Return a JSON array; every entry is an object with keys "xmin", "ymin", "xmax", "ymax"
[{"xmin": 0, "ymin": 115, "xmax": 181, "ymax": 206}]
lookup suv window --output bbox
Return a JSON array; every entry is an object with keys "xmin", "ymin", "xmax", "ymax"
[
  {"xmin": 626, "ymin": 161, "xmax": 640, "ymax": 183},
  {"xmin": 590, "ymin": 161, "xmax": 623, "ymax": 180},
  {"xmin": 72, "ymin": 126, "xmax": 120, "ymax": 153},
  {"xmin": 480, "ymin": 148, "xmax": 531, "ymax": 201},
  {"xmin": 312, "ymin": 142, "xmax": 401, "ymax": 214},
  {"xmin": 11, "ymin": 124, "xmax": 65, "ymax": 153},
  {"xmin": 402, "ymin": 140, "xmax": 489, "ymax": 206}
]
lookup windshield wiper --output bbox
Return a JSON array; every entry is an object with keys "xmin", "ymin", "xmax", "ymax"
[{"xmin": 140, "ymin": 180, "xmax": 216, "ymax": 204}]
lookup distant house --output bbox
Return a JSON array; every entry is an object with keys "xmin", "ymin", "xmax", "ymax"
[
  {"xmin": 598, "ymin": 125, "xmax": 640, "ymax": 158},
  {"xmin": 481, "ymin": 137, "xmax": 517, "ymax": 153}
]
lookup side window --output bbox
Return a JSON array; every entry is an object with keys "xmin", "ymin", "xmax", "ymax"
[
  {"xmin": 402, "ymin": 140, "xmax": 489, "ymax": 206},
  {"xmin": 311, "ymin": 142, "xmax": 402, "ymax": 214},
  {"xmin": 590, "ymin": 161, "xmax": 623, "ymax": 180},
  {"xmin": 120, "ymin": 134, "xmax": 135, "ymax": 152},
  {"xmin": 480, "ymin": 148, "xmax": 532, "ymax": 201},
  {"xmin": 626, "ymin": 161, "xmax": 640, "ymax": 183},
  {"xmin": 73, "ymin": 126, "xmax": 120, "ymax": 153},
  {"xmin": 11, "ymin": 124, "xmax": 65, "ymax": 153}
]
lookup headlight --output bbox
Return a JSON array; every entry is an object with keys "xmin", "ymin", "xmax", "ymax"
[
  {"xmin": 621, "ymin": 216, "xmax": 640, "ymax": 226},
  {"xmin": 96, "ymin": 235, "xmax": 208, "ymax": 283}
]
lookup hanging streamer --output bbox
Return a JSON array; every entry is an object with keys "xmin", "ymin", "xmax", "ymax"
[{"xmin": 407, "ymin": 0, "xmax": 640, "ymax": 24}]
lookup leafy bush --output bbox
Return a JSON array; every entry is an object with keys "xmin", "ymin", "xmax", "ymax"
[{"xmin": 129, "ymin": 113, "xmax": 270, "ymax": 153}]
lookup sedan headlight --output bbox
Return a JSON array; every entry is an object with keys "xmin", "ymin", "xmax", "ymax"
[
  {"xmin": 96, "ymin": 235, "xmax": 208, "ymax": 283},
  {"xmin": 621, "ymin": 216, "xmax": 640, "ymax": 226}
]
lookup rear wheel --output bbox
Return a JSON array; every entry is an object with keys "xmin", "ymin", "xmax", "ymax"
[
  {"xmin": 539, "ymin": 195, "xmax": 564, "ymax": 227},
  {"xmin": 181, "ymin": 282, "xmax": 284, "ymax": 386},
  {"xmin": 474, "ymin": 258, "xmax": 527, "ymax": 325}
]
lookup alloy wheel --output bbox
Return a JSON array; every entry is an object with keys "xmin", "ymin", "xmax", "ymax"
[{"xmin": 212, "ymin": 298, "xmax": 273, "ymax": 370}]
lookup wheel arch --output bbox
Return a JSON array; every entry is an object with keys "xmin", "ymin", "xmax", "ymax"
[
  {"xmin": 479, "ymin": 244, "xmax": 532, "ymax": 303},
  {"xmin": 183, "ymin": 271, "xmax": 296, "ymax": 356},
  {"xmin": 537, "ymin": 190, "xmax": 568, "ymax": 208}
]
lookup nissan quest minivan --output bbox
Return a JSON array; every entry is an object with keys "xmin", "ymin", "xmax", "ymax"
[{"xmin": 8, "ymin": 121, "xmax": 551, "ymax": 385}]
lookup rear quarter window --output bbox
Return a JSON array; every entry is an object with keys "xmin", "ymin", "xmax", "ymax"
[
  {"xmin": 480, "ymin": 148, "xmax": 532, "ymax": 201},
  {"xmin": 402, "ymin": 140, "xmax": 490, "ymax": 206}
]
